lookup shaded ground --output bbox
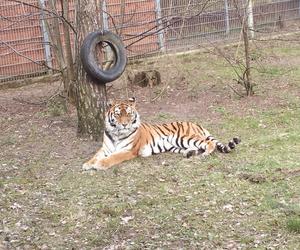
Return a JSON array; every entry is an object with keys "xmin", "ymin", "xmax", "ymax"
[{"xmin": 1, "ymin": 35, "xmax": 300, "ymax": 249}]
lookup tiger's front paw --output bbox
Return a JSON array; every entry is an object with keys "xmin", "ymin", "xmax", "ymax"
[
  {"xmin": 82, "ymin": 162, "xmax": 95, "ymax": 170},
  {"xmin": 82, "ymin": 160, "xmax": 108, "ymax": 171}
]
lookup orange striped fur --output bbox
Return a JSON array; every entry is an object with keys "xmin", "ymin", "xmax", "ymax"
[{"xmin": 82, "ymin": 98, "xmax": 240, "ymax": 170}]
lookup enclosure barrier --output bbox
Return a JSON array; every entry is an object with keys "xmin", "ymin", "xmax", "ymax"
[{"xmin": 1, "ymin": 0, "xmax": 300, "ymax": 82}]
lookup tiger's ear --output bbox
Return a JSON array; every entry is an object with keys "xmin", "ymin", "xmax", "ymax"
[
  {"xmin": 107, "ymin": 100, "xmax": 115, "ymax": 109},
  {"xmin": 128, "ymin": 97, "xmax": 136, "ymax": 106}
]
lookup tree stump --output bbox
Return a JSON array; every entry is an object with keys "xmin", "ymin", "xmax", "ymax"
[{"xmin": 127, "ymin": 70, "xmax": 161, "ymax": 88}]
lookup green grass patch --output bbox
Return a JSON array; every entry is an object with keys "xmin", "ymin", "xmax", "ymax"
[
  {"xmin": 257, "ymin": 66, "xmax": 289, "ymax": 76},
  {"xmin": 269, "ymin": 47, "xmax": 300, "ymax": 57},
  {"xmin": 286, "ymin": 217, "xmax": 300, "ymax": 233}
]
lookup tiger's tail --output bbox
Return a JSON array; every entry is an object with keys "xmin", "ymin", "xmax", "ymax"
[
  {"xmin": 215, "ymin": 137, "xmax": 241, "ymax": 153},
  {"xmin": 185, "ymin": 136, "xmax": 241, "ymax": 158}
]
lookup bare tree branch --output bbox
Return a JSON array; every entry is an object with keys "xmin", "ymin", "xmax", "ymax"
[
  {"xmin": 7, "ymin": 0, "xmax": 77, "ymax": 35},
  {"xmin": 123, "ymin": 0, "xmax": 211, "ymax": 47},
  {"xmin": 0, "ymin": 39, "xmax": 60, "ymax": 72}
]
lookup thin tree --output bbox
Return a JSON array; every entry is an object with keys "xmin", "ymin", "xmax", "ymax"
[{"xmin": 227, "ymin": 0, "xmax": 255, "ymax": 96}]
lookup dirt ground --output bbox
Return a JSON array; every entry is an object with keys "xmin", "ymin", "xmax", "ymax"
[{"xmin": 1, "ymin": 35, "xmax": 300, "ymax": 249}]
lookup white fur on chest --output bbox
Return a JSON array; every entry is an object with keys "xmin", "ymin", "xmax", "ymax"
[
  {"xmin": 107, "ymin": 138, "xmax": 133, "ymax": 152},
  {"xmin": 103, "ymin": 130, "xmax": 135, "ymax": 156}
]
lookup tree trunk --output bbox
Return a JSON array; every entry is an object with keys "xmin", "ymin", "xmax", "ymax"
[
  {"xmin": 61, "ymin": 0, "xmax": 76, "ymax": 102},
  {"xmin": 242, "ymin": 8, "xmax": 254, "ymax": 96},
  {"xmin": 44, "ymin": 0, "xmax": 72, "ymax": 100},
  {"xmin": 75, "ymin": 0, "xmax": 107, "ymax": 141}
]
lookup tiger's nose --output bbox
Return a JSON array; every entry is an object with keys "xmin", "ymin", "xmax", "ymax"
[{"xmin": 122, "ymin": 123, "xmax": 127, "ymax": 128}]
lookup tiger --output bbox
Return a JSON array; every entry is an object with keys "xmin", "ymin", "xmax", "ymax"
[{"xmin": 82, "ymin": 97, "xmax": 240, "ymax": 170}]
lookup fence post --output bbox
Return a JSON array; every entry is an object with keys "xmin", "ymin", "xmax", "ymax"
[
  {"xmin": 224, "ymin": 0, "xmax": 230, "ymax": 34},
  {"xmin": 102, "ymin": 0, "xmax": 109, "ymax": 30},
  {"xmin": 246, "ymin": 0, "xmax": 254, "ymax": 39},
  {"xmin": 38, "ymin": 0, "xmax": 53, "ymax": 70},
  {"xmin": 155, "ymin": 0, "xmax": 165, "ymax": 52}
]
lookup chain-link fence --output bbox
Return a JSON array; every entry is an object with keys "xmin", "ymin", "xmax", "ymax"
[{"xmin": 1, "ymin": 0, "xmax": 300, "ymax": 82}]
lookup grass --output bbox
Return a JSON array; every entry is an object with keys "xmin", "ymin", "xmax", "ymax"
[
  {"xmin": 2, "ymin": 104, "xmax": 299, "ymax": 248},
  {"xmin": 1, "ymin": 35, "xmax": 300, "ymax": 248},
  {"xmin": 287, "ymin": 217, "xmax": 300, "ymax": 233}
]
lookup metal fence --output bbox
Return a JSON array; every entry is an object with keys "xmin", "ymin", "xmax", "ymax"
[{"xmin": 1, "ymin": 0, "xmax": 300, "ymax": 82}]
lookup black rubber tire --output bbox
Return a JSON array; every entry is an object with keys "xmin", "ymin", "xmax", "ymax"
[{"xmin": 80, "ymin": 30, "xmax": 127, "ymax": 83}]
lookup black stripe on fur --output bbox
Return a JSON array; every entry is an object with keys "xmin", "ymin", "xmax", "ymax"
[{"xmin": 216, "ymin": 137, "xmax": 241, "ymax": 153}]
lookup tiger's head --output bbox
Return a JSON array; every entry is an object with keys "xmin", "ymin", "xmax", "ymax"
[{"xmin": 105, "ymin": 97, "xmax": 140, "ymax": 136}]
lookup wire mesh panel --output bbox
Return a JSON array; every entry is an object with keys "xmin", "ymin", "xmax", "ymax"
[
  {"xmin": 160, "ymin": 0, "xmax": 237, "ymax": 50},
  {"xmin": 105, "ymin": 0, "xmax": 160, "ymax": 57},
  {"xmin": 42, "ymin": 0, "xmax": 76, "ymax": 72},
  {"xmin": 0, "ymin": 0, "xmax": 47, "ymax": 82},
  {"xmin": 253, "ymin": 0, "xmax": 300, "ymax": 26},
  {"xmin": 0, "ymin": 0, "xmax": 300, "ymax": 82}
]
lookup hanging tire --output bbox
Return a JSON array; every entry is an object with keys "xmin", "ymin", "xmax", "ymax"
[{"xmin": 80, "ymin": 30, "xmax": 127, "ymax": 83}]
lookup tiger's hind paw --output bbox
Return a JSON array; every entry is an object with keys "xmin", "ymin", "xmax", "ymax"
[{"xmin": 185, "ymin": 150, "xmax": 197, "ymax": 158}]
